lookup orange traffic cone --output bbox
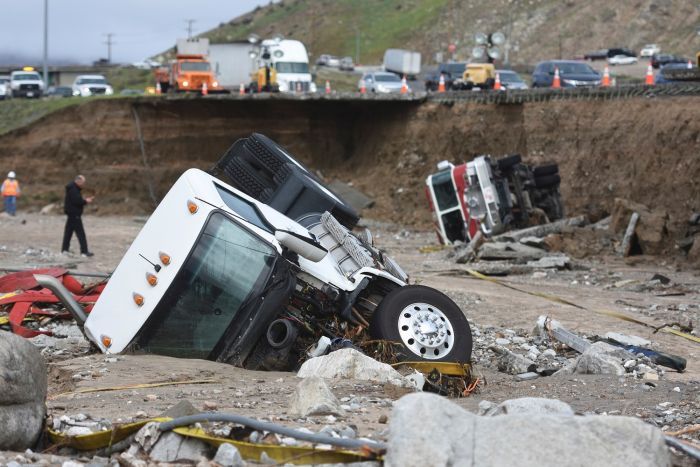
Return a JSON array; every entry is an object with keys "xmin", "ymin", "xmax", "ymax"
[
  {"xmin": 155, "ymin": 82, "xmax": 162, "ymax": 95},
  {"xmin": 494, "ymin": 72, "xmax": 502, "ymax": 90},
  {"xmin": 551, "ymin": 67, "xmax": 561, "ymax": 89},
  {"xmin": 400, "ymin": 75, "xmax": 408, "ymax": 94},
  {"xmin": 239, "ymin": 83, "xmax": 245, "ymax": 95},
  {"xmin": 437, "ymin": 74, "xmax": 446, "ymax": 92},
  {"xmin": 645, "ymin": 64, "xmax": 654, "ymax": 85},
  {"xmin": 601, "ymin": 66, "xmax": 610, "ymax": 87},
  {"xmin": 325, "ymin": 80, "xmax": 331, "ymax": 94},
  {"xmin": 202, "ymin": 82, "xmax": 208, "ymax": 96},
  {"xmin": 360, "ymin": 80, "xmax": 366, "ymax": 94}
]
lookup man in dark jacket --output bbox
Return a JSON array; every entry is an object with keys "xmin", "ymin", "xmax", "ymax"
[{"xmin": 61, "ymin": 175, "xmax": 94, "ymax": 257}]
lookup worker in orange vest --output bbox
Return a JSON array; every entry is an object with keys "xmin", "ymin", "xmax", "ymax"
[{"xmin": 1, "ymin": 171, "xmax": 20, "ymax": 216}]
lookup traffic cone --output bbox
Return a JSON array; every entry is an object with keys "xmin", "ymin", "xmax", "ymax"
[
  {"xmin": 400, "ymin": 75, "xmax": 408, "ymax": 94},
  {"xmin": 601, "ymin": 66, "xmax": 610, "ymax": 87},
  {"xmin": 239, "ymin": 83, "xmax": 245, "ymax": 95},
  {"xmin": 437, "ymin": 74, "xmax": 446, "ymax": 92},
  {"xmin": 688, "ymin": 60, "xmax": 693, "ymax": 70},
  {"xmin": 551, "ymin": 67, "xmax": 561, "ymax": 89},
  {"xmin": 494, "ymin": 72, "xmax": 502, "ymax": 90},
  {"xmin": 360, "ymin": 80, "xmax": 366, "ymax": 94},
  {"xmin": 645, "ymin": 64, "xmax": 654, "ymax": 85},
  {"xmin": 325, "ymin": 80, "xmax": 331, "ymax": 94},
  {"xmin": 202, "ymin": 82, "xmax": 208, "ymax": 96},
  {"xmin": 155, "ymin": 82, "xmax": 161, "ymax": 95}
]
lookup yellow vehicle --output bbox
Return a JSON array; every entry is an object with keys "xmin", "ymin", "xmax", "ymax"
[
  {"xmin": 453, "ymin": 63, "xmax": 496, "ymax": 90},
  {"xmin": 250, "ymin": 65, "xmax": 279, "ymax": 93}
]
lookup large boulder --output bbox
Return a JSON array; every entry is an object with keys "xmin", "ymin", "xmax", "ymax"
[
  {"xmin": 610, "ymin": 198, "xmax": 668, "ymax": 255},
  {"xmin": 289, "ymin": 376, "xmax": 344, "ymax": 417},
  {"xmin": 484, "ymin": 397, "xmax": 574, "ymax": 416},
  {"xmin": 297, "ymin": 349, "xmax": 410, "ymax": 388},
  {"xmin": 0, "ymin": 331, "xmax": 47, "ymax": 450},
  {"xmin": 385, "ymin": 393, "xmax": 669, "ymax": 467}
]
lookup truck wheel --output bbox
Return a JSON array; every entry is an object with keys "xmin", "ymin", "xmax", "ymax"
[
  {"xmin": 534, "ymin": 173, "xmax": 561, "ymax": 189},
  {"xmin": 497, "ymin": 154, "xmax": 522, "ymax": 171},
  {"xmin": 223, "ymin": 157, "xmax": 273, "ymax": 198},
  {"xmin": 533, "ymin": 164, "xmax": 559, "ymax": 177},
  {"xmin": 370, "ymin": 285, "xmax": 473, "ymax": 363},
  {"xmin": 245, "ymin": 133, "xmax": 316, "ymax": 178}
]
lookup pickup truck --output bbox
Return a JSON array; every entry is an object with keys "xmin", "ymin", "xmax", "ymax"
[
  {"xmin": 424, "ymin": 62, "xmax": 467, "ymax": 91},
  {"xmin": 8, "ymin": 68, "xmax": 44, "ymax": 98}
]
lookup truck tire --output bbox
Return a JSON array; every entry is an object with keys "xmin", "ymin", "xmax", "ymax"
[
  {"xmin": 534, "ymin": 173, "xmax": 561, "ymax": 189},
  {"xmin": 497, "ymin": 154, "xmax": 522, "ymax": 171},
  {"xmin": 369, "ymin": 285, "xmax": 473, "ymax": 363},
  {"xmin": 223, "ymin": 157, "xmax": 274, "ymax": 198},
  {"xmin": 533, "ymin": 164, "xmax": 559, "ymax": 177}
]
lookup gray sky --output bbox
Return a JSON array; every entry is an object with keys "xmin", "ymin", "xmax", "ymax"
[{"xmin": 0, "ymin": 0, "xmax": 267, "ymax": 65}]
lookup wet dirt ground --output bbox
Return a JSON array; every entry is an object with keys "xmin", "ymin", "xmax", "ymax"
[{"xmin": 1, "ymin": 212, "xmax": 699, "ymax": 456}]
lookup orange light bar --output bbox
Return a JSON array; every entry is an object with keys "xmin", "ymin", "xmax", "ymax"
[
  {"xmin": 159, "ymin": 252, "xmax": 171, "ymax": 266},
  {"xmin": 146, "ymin": 272, "xmax": 158, "ymax": 286},
  {"xmin": 101, "ymin": 335, "xmax": 112, "ymax": 348},
  {"xmin": 187, "ymin": 199, "xmax": 198, "ymax": 214},
  {"xmin": 133, "ymin": 293, "xmax": 145, "ymax": 306}
]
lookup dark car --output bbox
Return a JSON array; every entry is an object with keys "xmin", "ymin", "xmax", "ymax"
[
  {"xmin": 531, "ymin": 60, "xmax": 601, "ymax": 88},
  {"xmin": 655, "ymin": 62, "xmax": 697, "ymax": 84},
  {"xmin": 424, "ymin": 62, "xmax": 467, "ymax": 91},
  {"xmin": 46, "ymin": 86, "xmax": 73, "ymax": 98},
  {"xmin": 584, "ymin": 49, "xmax": 609, "ymax": 61},
  {"xmin": 651, "ymin": 54, "xmax": 688, "ymax": 69}
]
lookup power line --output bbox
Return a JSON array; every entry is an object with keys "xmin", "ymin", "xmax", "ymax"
[
  {"xmin": 185, "ymin": 19, "xmax": 196, "ymax": 38},
  {"xmin": 103, "ymin": 33, "xmax": 115, "ymax": 63}
]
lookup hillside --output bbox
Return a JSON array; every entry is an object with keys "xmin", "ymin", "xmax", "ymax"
[{"xmin": 190, "ymin": 0, "xmax": 699, "ymax": 66}]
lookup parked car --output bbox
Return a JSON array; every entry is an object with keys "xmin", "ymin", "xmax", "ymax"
[
  {"xmin": 9, "ymin": 69, "xmax": 44, "ymax": 98},
  {"xmin": 651, "ymin": 54, "xmax": 688, "ymax": 69},
  {"xmin": 0, "ymin": 75, "xmax": 9, "ymax": 100},
  {"xmin": 424, "ymin": 62, "xmax": 467, "ymax": 91},
  {"xmin": 339, "ymin": 56, "xmax": 354, "ymax": 71},
  {"xmin": 358, "ymin": 72, "xmax": 407, "ymax": 93},
  {"xmin": 608, "ymin": 55, "xmax": 638, "ymax": 66},
  {"xmin": 531, "ymin": 60, "xmax": 601, "ymax": 88},
  {"xmin": 655, "ymin": 62, "xmax": 698, "ymax": 84},
  {"xmin": 72, "ymin": 75, "xmax": 113, "ymax": 97},
  {"xmin": 606, "ymin": 48, "xmax": 636, "ymax": 58},
  {"xmin": 316, "ymin": 54, "xmax": 332, "ymax": 66},
  {"xmin": 46, "ymin": 86, "xmax": 74, "ymax": 98},
  {"xmin": 640, "ymin": 44, "xmax": 661, "ymax": 58},
  {"xmin": 496, "ymin": 70, "xmax": 528, "ymax": 89},
  {"xmin": 584, "ymin": 49, "xmax": 609, "ymax": 61}
]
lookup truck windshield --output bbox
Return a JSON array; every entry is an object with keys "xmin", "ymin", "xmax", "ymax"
[
  {"xmin": 181, "ymin": 62, "xmax": 211, "ymax": 72},
  {"xmin": 375, "ymin": 74, "xmax": 401, "ymax": 82},
  {"xmin": 14, "ymin": 74, "xmax": 40, "ymax": 81},
  {"xmin": 275, "ymin": 62, "xmax": 309, "ymax": 73},
  {"xmin": 135, "ymin": 212, "xmax": 277, "ymax": 359},
  {"xmin": 431, "ymin": 170, "xmax": 458, "ymax": 211},
  {"xmin": 77, "ymin": 78, "xmax": 107, "ymax": 85},
  {"xmin": 444, "ymin": 64, "xmax": 466, "ymax": 75}
]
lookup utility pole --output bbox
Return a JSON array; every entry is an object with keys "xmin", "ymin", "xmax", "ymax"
[
  {"xmin": 185, "ymin": 19, "xmax": 196, "ymax": 38},
  {"xmin": 42, "ymin": 0, "xmax": 48, "ymax": 87},
  {"xmin": 354, "ymin": 27, "xmax": 360, "ymax": 65},
  {"xmin": 103, "ymin": 33, "xmax": 115, "ymax": 63}
]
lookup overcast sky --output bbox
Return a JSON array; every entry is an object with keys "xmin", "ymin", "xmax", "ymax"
[{"xmin": 0, "ymin": 0, "xmax": 267, "ymax": 65}]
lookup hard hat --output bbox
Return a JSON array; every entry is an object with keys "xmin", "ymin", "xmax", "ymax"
[{"xmin": 8, "ymin": 171, "xmax": 15, "ymax": 178}]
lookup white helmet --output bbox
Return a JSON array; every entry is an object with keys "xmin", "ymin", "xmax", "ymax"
[{"xmin": 7, "ymin": 171, "xmax": 15, "ymax": 178}]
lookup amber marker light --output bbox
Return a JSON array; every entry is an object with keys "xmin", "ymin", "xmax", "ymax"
[
  {"xmin": 146, "ymin": 272, "xmax": 158, "ymax": 286},
  {"xmin": 159, "ymin": 252, "xmax": 171, "ymax": 266},
  {"xmin": 187, "ymin": 199, "xmax": 198, "ymax": 214},
  {"xmin": 101, "ymin": 335, "xmax": 112, "ymax": 348},
  {"xmin": 133, "ymin": 293, "xmax": 145, "ymax": 306}
]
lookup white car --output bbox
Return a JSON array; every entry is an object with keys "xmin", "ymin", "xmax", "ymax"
[
  {"xmin": 358, "ymin": 72, "xmax": 409, "ymax": 93},
  {"xmin": 607, "ymin": 55, "xmax": 638, "ymax": 66},
  {"xmin": 9, "ymin": 69, "xmax": 44, "ymax": 98},
  {"xmin": 0, "ymin": 75, "xmax": 9, "ymax": 100},
  {"xmin": 640, "ymin": 44, "xmax": 661, "ymax": 58},
  {"xmin": 72, "ymin": 75, "xmax": 114, "ymax": 97}
]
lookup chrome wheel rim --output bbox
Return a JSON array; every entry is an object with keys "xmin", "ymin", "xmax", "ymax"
[{"xmin": 397, "ymin": 302, "xmax": 454, "ymax": 360}]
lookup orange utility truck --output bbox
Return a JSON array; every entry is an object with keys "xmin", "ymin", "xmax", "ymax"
[{"xmin": 154, "ymin": 38, "xmax": 223, "ymax": 94}]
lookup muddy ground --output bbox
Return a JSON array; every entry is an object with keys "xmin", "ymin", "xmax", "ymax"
[{"xmin": 0, "ymin": 213, "xmax": 698, "ymax": 462}]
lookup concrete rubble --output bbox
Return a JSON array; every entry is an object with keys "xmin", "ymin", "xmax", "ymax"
[
  {"xmin": 289, "ymin": 376, "xmax": 345, "ymax": 417},
  {"xmin": 385, "ymin": 393, "xmax": 670, "ymax": 467}
]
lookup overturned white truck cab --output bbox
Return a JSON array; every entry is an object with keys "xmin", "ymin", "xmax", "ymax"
[{"xmin": 78, "ymin": 135, "xmax": 473, "ymax": 370}]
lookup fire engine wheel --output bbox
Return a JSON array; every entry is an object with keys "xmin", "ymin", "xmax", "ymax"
[
  {"xmin": 497, "ymin": 154, "xmax": 522, "ymax": 171},
  {"xmin": 534, "ymin": 173, "xmax": 561, "ymax": 189},
  {"xmin": 533, "ymin": 163, "xmax": 559, "ymax": 177},
  {"xmin": 370, "ymin": 285, "xmax": 473, "ymax": 363}
]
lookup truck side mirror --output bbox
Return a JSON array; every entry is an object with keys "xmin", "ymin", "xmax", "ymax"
[{"xmin": 275, "ymin": 230, "xmax": 327, "ymax": 262}]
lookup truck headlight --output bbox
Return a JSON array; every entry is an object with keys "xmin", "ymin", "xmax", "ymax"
[
  {"xmin": 81, "ymin": 87, "xmax": 91, "ymax": 95},
  {"xmin": 182, "ymin": 80, "xmax": 189, "ymax": 87},
  {"xmin": 212, "ymin": 81, "xmax": 219, "ymax": 87},
  {"xmin": 278, "ymin": 81, "xmax": 288, "ymax": 91}
]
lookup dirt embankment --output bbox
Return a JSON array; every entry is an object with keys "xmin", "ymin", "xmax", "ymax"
[{"xmin": 0, "ymin": 96, "xmax": 698, "ymax": 237}]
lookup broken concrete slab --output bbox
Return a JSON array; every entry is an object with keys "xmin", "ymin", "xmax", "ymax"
[
  {"xmin": 526, "ymin": 255, "xmax": 570, "ymax": 269},
  {"xmin": 148, "ymin": 431, "xmax": 213, "ymax": 463},
  {"xmin": 575, "ymin": 342, "xmax": 634, "ymax": 376},
  {"xmin": 0, "ymin": 330, "xmax": 47, "ymax": 451},
  {"xmin": 619, "ymin": 211, "xmax": 640, "ymax": 257},
  {"xmin": 212, "ymin": 443, "xmax": 244, "ymax": 467},
  {"xmin": 610, "ymin": 199, "xmax": 668, "ymax": 255},
  {"xmin": 605, "ymin": 332, "xmax": 651, "ymax": 348},
  {"xmin": 327, "ymin": 181, "xmax": 375, "ymax": 211},
  {"xmin": 490, "ymin": 346, "xmax": 537, "ymax": 375},
  {"xmin": 492, "ymin": 216, "xmax": 587, "ymax": 243},
  {"xmin": 519, "ymin": 236, "xmax": 547, "ymax": 249},
  {"xmin": 454, "ymin": 231, "xmax": 484, "ymax": 264},
  {"xmin": 484, "ymin": 397, "xmax": 575, "ymax": 417},
  {"xmin": 478, "ymin": 242, "xmax": 548, "ymax": 262},
  {"xmin": 385, "ymin": 393, "xmax": 670, "ymax": 467},
  {"xmin": 289, "ymin": 376, "xmax": 344, "ymax": 417},
  {"xmin": 297, "ymin": 349, "xmax": 411, "ymax": 388}
]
